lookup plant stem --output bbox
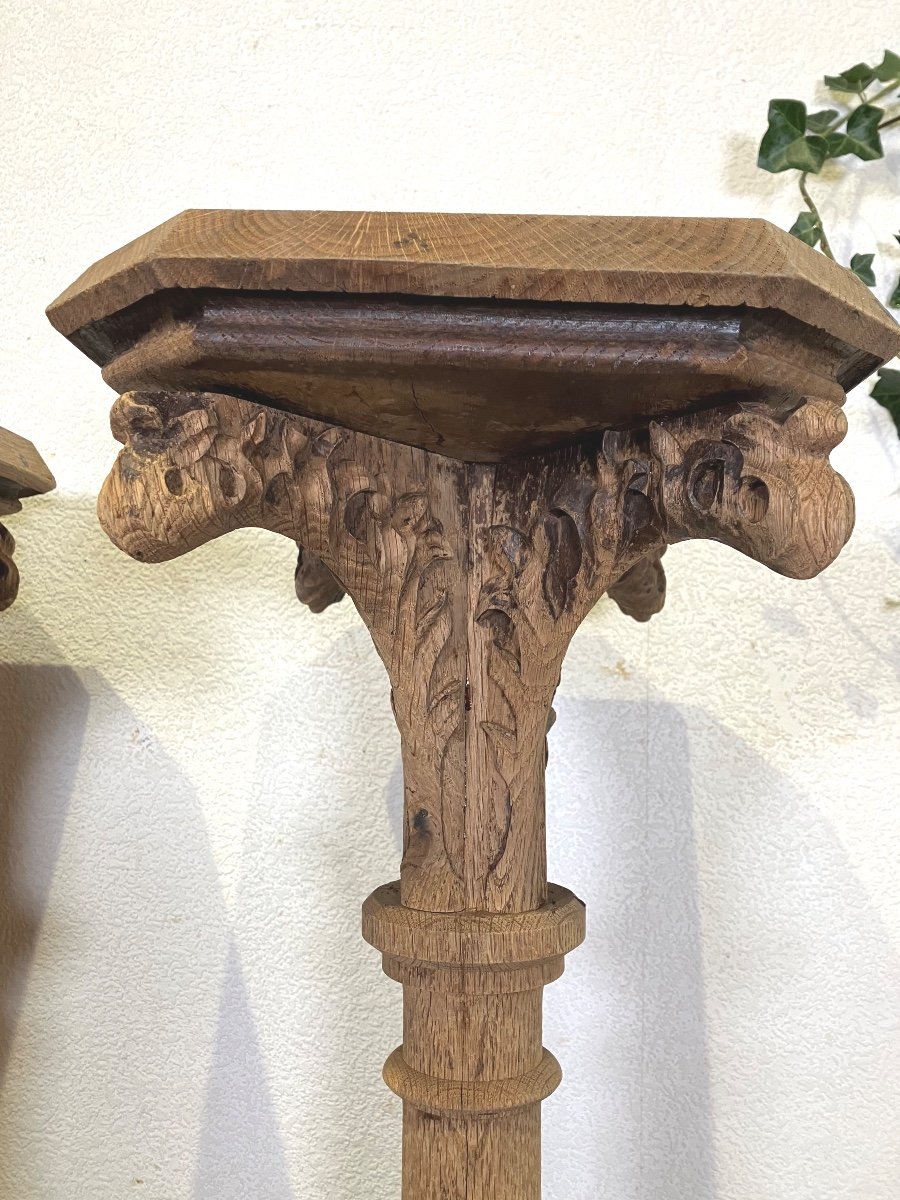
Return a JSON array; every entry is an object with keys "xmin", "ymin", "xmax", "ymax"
[
  {"xmin": 866, "ymin": 80, "xmax": 900, "ymax": 107},
  {"xmin": 819, "ymin": 85, "xmax": 900, "ymax": 138},
  {"xmin": 798, "ymin": 173, "xmax": 836, "ymax": 260},
  {"xmin": 879, "ymin": 111, "xmax": 900, "ymax": 130}
]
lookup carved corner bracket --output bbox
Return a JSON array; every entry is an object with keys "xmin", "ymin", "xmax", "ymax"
[
  {"xmin": 98, "ymin": 387, "xmax": 854, "ymax": 595},
  {"xmin": 97, "ymin": 387, "xmax": 853, "ymax": 911}
]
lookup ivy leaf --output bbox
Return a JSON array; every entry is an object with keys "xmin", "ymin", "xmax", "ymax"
[
  {"xmin": 824, "ymin": 104, "xmax": 885, "ymax": 161},
  {"xmin": 871, "ymin": 368, "xmax": 900, "ymax": 434},
  {"xmin": 806, "ymin": 108, "xmax": 840, "ymax": 132},
  {"xmin": 758, "ymin": 100, "xmax": 829, "ymax": 173},
  {"xmin": 850, "ymin": 252, "xmax": 876, "ymax": 286},
  {"xmin": 889, "ymin": 275, "xmax": 900, "ymax": 308},
  {"xmin": 789, "ymin": 211, "xmax": 822, "ymax": 247},
  {"xmin": 874, "ymin": 50, "xmax": 900, "ymax": 82},
  {"xmin": 825, "ymin": 62, "xmax": 876, "ymax": 92}
]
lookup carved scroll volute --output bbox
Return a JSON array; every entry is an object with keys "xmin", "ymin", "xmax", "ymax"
[
  {"xmin": 651, "ymin": 397, "xmax": 854, "ymax": 579},
  {"xmin": 100, "ymin": 392, "xmax": 325, "ymax": 561}
]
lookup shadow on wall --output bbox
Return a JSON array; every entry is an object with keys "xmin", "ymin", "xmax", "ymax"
[
  {"xmin": 0, "ymin": 612, "xmax": 291, "ymax": 1198},
  {"xmin": 0, "ymin": 663, "xmax": 89, "ymax": 1090},
  {"xmin": 1, "ymin": 571, "xmax": 897, "ymax": 1199},
  {"xmin": 197, "ymin": 618, "xmax": 401, "ymax": 1200},
  {"xmin": 193, "ymin": 939, "xmax": 295, "ymax": 1200},
  {"xmin": 543, "ymin": 681, "xmax": 900, "ymax": 1200},
  {"xmin": 542, "ymin": 694, "xmax": 715, "ymax": 1200}
]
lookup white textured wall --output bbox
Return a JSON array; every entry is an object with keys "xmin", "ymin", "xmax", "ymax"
[{"xmin": 2, "ymin": 2, "xmax": 899, "ymax": 1197}]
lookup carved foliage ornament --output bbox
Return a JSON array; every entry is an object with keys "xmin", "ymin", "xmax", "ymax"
[
  {"xmin": 98, "ymin": 388, "xmax": 854, "ymax": 908},
  {"xmin": 100, "ymin": 389, "xmax": 853, "ymax": 586}
]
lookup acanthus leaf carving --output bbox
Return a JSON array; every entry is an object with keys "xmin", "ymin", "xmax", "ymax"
[{"xmin": 99, "ymin": 387, "xmax": 854, "ymax": 910}]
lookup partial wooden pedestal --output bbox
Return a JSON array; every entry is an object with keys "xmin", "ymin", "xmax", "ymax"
[
  {"xmin": 47, "ymin": 211, "xmax": 900, "ymax": 1198},
  {"xmin": 0, "ymin": 428, "xmax": 54, "ymax": 611}
]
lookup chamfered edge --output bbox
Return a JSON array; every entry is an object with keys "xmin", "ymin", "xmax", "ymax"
[
  {"xmin": 46, "ymin": 209, "xmax": 900, "ymax": 369},
  {"xmin": 0, "ymin": 427, "xmax": 56, "ymax": 498}
]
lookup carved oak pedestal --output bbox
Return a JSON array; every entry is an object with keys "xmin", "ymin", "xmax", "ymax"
[
  {"xmin": 47, "ymin": 211, "xmax": 900, "ymax": 1198},
  {"xmin": 0, "ymin": 428, "xmax": 54, "ymax": 612}
]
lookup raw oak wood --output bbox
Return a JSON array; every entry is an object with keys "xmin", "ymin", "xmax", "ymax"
[
  {"xmin": 0, "ymin": 428, "xmax": 55, "ymax": 611},
  {"xmin": 377, "ymin": 882, "xmax": 585, "ymax": 1199},
  {"xmin": 47, "ymin": 209, "xmax": 900, "ymax": 1200},
  {"xmin": 38, "ymin": 291, "xmax": 876, "ymax": 461},
  {"xmin": 47, "ymin": 210, "xmax": 900, "ymax": 365},
  {"xmin": 0, "ymin": 524, "xmax": 17, "ymax": 612},
  {"xmin": 46, "ymin": 217, "xmax": 899, "ymax": 461}
]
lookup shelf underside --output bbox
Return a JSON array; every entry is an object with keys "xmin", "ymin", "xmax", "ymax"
[{"xmin": 72, "ymin": 291, "xmax": 869, "ymax": 461}]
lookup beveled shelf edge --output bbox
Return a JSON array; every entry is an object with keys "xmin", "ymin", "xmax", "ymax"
[
  {"xmin": 0, "ymin": 426, "xmax": 56, "ymax": 503},
  {"xmin": 46, "ymin": 210, "xmax": 900, "ymax": 365}
]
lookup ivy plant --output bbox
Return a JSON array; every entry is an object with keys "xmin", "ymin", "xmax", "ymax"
[{"xmin": 757, "ymin": 50, "xmax": 900, "ymax": 432}]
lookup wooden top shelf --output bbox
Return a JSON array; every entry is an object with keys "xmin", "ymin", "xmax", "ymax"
[
  {"xmin": 0, "ymin": 427, "xmax": 55, "ymax": 516},
  {"xmin": 47, "ymin": 211, "xmax": 900, "ymax": 461}
]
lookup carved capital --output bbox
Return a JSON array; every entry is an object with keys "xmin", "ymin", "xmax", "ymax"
[
  {"xmin": 98, "ymin": 388, "xmax": 855, "ymax": 909},
  {"xmin": 100, "ymin": 389, "xmax": 853, "ymax": 583}
]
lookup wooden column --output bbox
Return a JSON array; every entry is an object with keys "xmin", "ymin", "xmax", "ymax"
[
  {"xmin": 46, "ymin": 209, "xmax": 900, "ymax": 1198},
  {"xmin": 89, "ymin": 386, "xmax": 859, "ymax": 1195},
  {"xmin": 365, "ymin": 883, "xmax": 583, "ymax": 1198}
]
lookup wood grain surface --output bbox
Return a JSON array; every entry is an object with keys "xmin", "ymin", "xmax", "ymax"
[
  {"xmin": 47, "ymin": 211, "xmax": 900, "ymax": 367},
  {"xmin": 52, "ymin": 211, "xmax": 894, "ymax": 1198},
  {"xmin": 54, "ymin": 290, "xmax": 878, "ymax": 461},
  {"xmin": 0, "ymin": 427, "xmax": 55, "ymax": 503}
]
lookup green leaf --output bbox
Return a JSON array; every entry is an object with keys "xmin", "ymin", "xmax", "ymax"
[
  {"xmin": 824, "ymin": 104, "xmax": 884, "ymax": 161},
  {"xmin": 888, "ymin": 275, "xmax": 900, "ymax": 308},
  {"xmin": 850, "ymin": 252, "xmax": 876, "ymax": 286},
  {"xmin": 758, "ymin": 100, "xmax": 829, "ymax": 173},
  {"xmin": 789, "ymin": 211, "xmax": 822, "ymax": 247},
  {"xmin": 871, "ymin": 367, "xmax": 900, "ymax": 434},
  {"xmin": 825, "ymin": 62, "xmax": 876, "ymax": 92},
  {"xmin": 874, "ymin": 50, "xmax": 900, "ymax": 82},
  {"xmin": 806, "ymin": 108, "xmax": 840, "ymax": 132}
]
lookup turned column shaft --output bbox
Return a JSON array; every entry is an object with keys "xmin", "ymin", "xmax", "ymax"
[
  {"xmin": 403, "ymin": 1106, "xmax": 542, "ymax": 1199},
  {"xmin": 400, "ymin": 978, "xmax": 546, "ymax": 1200},
  {"xmin": 363, "ymin": 883, "xmax": 584, "ymax": 1199}
]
